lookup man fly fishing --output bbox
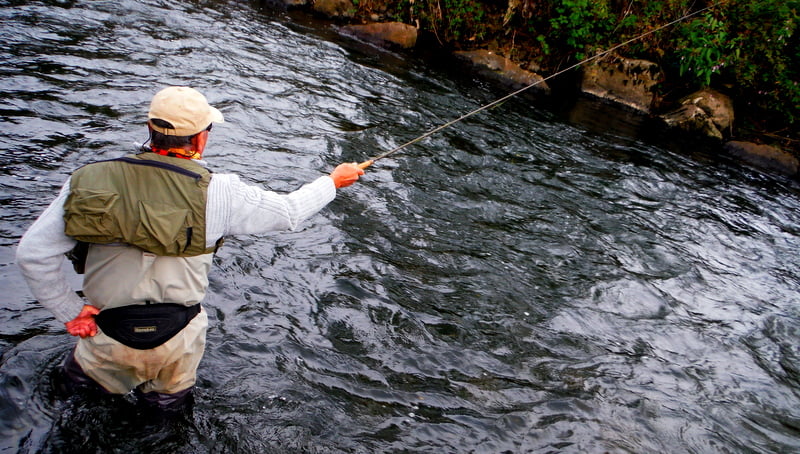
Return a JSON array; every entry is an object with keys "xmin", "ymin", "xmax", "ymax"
[{"xmin": 16, "ymin": 86, "xmax": 365, "ymax": 410}]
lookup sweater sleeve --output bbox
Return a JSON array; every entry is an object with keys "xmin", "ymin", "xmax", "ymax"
[
  {"xmin": 205, "ymin": 174, "xmax": 337, "ymax": 245},
  {"xmin": 16, "ymin": 179, "xmax": 85, "ymax": 323}
]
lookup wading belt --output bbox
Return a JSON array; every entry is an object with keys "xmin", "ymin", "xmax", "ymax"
[{"xmin": 95, "ymin": 303, "xmax": 201, "ymax": 350}]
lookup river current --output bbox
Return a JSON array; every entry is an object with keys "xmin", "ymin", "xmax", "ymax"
[{"xmin": 1, "ymin": 0, "xmax": 799, "ymax": 452}]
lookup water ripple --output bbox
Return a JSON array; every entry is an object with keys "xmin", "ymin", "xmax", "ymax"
[{"xmin": 2, "ymin": 0, "xmax": 800, "ymax": 452}]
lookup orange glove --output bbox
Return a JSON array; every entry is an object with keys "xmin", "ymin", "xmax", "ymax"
[
  {"xmin": 65, "ymin": 304, "xmax": 100, "ymax": 338},
  {"xmin": 329, "ymin": 163, "xmax": 365, "ymax": 188}
]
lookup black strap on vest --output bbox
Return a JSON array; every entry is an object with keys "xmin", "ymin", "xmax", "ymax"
[
  {"xmin": 95, "ymin": 303, "xmax": 201, "ymax": 350},
  {"xmin": 109, "ymin": 156, "xmax": 203, "ymax": 181}
]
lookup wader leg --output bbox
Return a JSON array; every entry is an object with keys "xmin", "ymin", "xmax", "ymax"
[
  {"xmin": 61, "ymin": 348, "xmax": 110, "ymax": 395},
  {"xmin": 134, "ymin": 386, "xmax": 194, "ymax": 411}
]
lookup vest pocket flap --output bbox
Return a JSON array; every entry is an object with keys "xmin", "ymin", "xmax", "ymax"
[
  {"xmin": 135, "ymin": 201, "xmax": 190, "ymax": 252},
  {"xmin": 66, "ymin": 188, "xmax": 119, "ymax": 215},
  {"xmin": 64, "ymin": 189, "xmax": 119, "ymax": 238}
]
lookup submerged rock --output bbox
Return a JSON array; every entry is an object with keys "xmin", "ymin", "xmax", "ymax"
[
  {"xmin": 281, "ymin": 0, "xmax": 309, "ymax": 7},
  {"xmin": 340, "ymin": 22, "xmax": 418, "ymax": 49},
  {"xmin": 312, "ymin": 0, "xmax": 355, "ymax": 19},
  {"xmin": 660, "ymin": 89, "xmax": 734, "ymax": 141},
  {"xmin": 724, "ymin": 141, "xmax": 799, "ymax": 177},
  {"xmin": 580, "ymin": 54, "xmax": 663, "ymax": 113},
  {"xmin": 453, "ymin": 50, "xmax": 550, "ymax": 95}
]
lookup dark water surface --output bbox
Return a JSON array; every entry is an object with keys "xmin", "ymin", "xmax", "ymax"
[{"xmin": 2, "ymin": 0, "xmax": 800, "ymax": 452}]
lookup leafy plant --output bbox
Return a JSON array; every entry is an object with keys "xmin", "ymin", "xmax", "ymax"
[
  {"xmin": 548, "ymin": 0, "xmax": 613, "ymax": 60},
  {"xmin": 441, "ymin": 0, "xmax": 487, "ymax": 41},
  {"xmin": 384, "ymin": 0, "xmax": 798, "ymax": 132},
  {"xmin": 675, "ymin": 12, "xmax": 739, "ymax": 87},
  {"xmin": 725, "ymin": 0, "xmax": 800, "ymax": 124}
]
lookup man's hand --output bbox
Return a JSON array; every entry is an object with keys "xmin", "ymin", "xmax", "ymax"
[
  {"xmin": 330, "ymin": 163, "xmax": 365, "ymax": 188},
  {"xmin": 65, "ymin": 304, "xmax": 100, "ymax": 338}
]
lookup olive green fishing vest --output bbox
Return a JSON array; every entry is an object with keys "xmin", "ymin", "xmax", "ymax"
[{"xmin": 64, "ymin": 153, "xmax": 216, "ymax": 257}]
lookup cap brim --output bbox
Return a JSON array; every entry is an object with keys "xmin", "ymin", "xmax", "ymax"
[{"xmin": 209, "ymin": 106, "xmax": 224, "ymax": 124}]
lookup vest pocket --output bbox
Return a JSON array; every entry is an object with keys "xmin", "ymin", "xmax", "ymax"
[
  {"xmin": 64, "ymin": 188, "xmax": 119, "ymax": 239},
  {"xmin": 134, "ymin": 200, "xmax": 190, "ymax": 255}
]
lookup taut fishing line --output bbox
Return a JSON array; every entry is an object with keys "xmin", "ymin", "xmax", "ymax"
[{"xmin": 357, "ymin": 2, "xmax": 721, "ymax": 169}]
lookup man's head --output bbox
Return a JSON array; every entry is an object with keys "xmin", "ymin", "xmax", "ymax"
[
  {"xmin": 147, "ymin": 87, "xmax": 224, "ymax": 159},
  {"xmin": 148, "ymin": 86, "xmax": 224, "ymax": 136}
]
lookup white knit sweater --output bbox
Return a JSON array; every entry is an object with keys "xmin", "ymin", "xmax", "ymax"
[{"xmin": 16, "ymin": 171, "xmax": 337, "ymax": 323}]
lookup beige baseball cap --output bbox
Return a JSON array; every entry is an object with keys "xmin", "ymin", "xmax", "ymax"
[{"xmin": 148, "ymin": 86, "xmax": 224, "ymax": 136}]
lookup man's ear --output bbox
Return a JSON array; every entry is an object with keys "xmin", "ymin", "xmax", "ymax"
[{"xmin": 191, "ymin": 130, "xmax": 209, "ymax": 157}]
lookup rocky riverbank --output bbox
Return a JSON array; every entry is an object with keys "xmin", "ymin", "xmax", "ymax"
[{"xmin": 266, "ymin": 0, "xmax": 800, "ymax": 179}]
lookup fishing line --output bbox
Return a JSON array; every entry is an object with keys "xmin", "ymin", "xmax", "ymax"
[{"xmin": 357, "ymin": 1, "xmax": 721, "ymax": 169}]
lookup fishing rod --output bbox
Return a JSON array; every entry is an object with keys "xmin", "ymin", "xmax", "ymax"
[{"xmin": 356, "ymin": 2, "xmax": 720, "ymax": 170}]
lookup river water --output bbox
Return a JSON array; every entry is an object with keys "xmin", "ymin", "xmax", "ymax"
[{"xmin": 1, "ymin": 0, "xmax": 799, "ymax": 452}]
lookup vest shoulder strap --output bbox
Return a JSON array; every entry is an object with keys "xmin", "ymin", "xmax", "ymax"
[{"xmin": 109, "ymin": 156, "xmax": 204, "ymax": 180}]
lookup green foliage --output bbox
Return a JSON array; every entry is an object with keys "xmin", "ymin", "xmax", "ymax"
[
  {"xmin": 536, "ymin": 34, "xmax": 550, "ymax": 56},
  {"xmin": 440, "ymin": 0, "xmax": 488, "ymax": 41},
  {"xmin": 675, "ymin": 12, "xmax": 739, "ymax": 87},
  {"xmin": 542, "ymin": 0, "xmax": 799, "ymax": 125},
  {"xmin": 380, "ymin": 0, "xmax": 799, "ymax": 128},
  {"xmin": 725, "ymin": 0, "xmax": 800, "ymax": 124},
  {"xmin": 392, "ymin": 0, "xmax": 489, "ymax": 42},
  {"xmin": 656, "ymin": 0, "xmax": 799, "ymax": 124},
  {"xmin": 545, "ymin": 0, "xmax": 614, "ymax": 60}
]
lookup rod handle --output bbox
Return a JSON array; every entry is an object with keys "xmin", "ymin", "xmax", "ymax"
[{"xmin": 357, "ymin": 160, "xmax": 374, "ymax": 170}]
